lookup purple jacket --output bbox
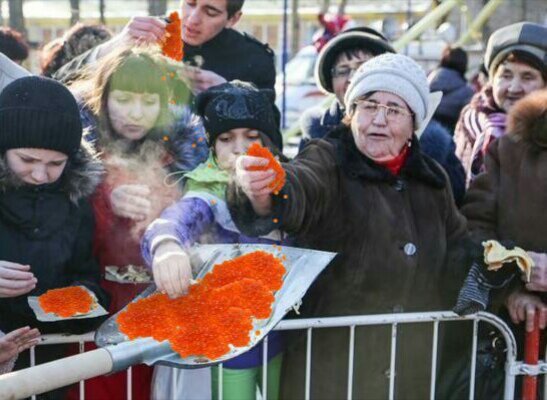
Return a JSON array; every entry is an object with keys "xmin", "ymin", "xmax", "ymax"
[{"xmin": 142, "ymin": 191, "xmax": 288, "ymax": 369}]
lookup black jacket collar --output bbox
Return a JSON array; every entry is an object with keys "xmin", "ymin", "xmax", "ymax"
[{"xmin": 325, "ymin": 125, "xmax": 446, "ymax": 189}]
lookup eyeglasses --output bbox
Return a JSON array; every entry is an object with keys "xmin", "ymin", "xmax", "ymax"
[
  {"xmin": 354, "ymin": 100, "xmax": 413, "ymax": 122},
  {"xmin": 331, "ymin": 65, "xmax": 361, "ymax": 78}
]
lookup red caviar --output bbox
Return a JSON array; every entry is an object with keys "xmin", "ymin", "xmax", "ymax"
[
  {"xmin": 117, "ymin": 251, "xmax": 285, "ymax": 360},
  {"xmin": 247, "ymin": 143, "xmax": 286, "ymax": 193},
  {"xmin": 162, "ymin": 11, "xmax": 183, "ymax": 61},
  {"xmin": 38, "ymin": 286, "xmax": 94, "ymax": 318}
]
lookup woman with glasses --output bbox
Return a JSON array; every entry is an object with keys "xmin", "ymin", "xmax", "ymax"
[{"xmin": 228, "ymin": 53, "xmax": 469, "ymax": 399}]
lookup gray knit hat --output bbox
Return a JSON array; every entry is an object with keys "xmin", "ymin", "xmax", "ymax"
[
  {"xmin": 485, "ymin": 22, "xmax": 547, "ymax": 77},
  {"xmin": 344, "ymin": 53, "xmax": 441, "ymax": 136}
]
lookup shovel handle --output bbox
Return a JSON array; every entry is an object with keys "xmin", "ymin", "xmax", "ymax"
[{"xmin": 0, "ymin": 348, "xmax": 113, "ymax": 400}]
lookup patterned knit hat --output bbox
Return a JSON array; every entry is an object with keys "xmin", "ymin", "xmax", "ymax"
[
  {"xmin": 345, "ymin": 53, "xmax": 439, "ymax": 135},
  {"xmin": 195, "ymin": 81, "xmax": 282, "ymax": 151}
]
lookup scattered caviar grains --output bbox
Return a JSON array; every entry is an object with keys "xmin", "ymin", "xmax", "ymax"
[
  {"xmin": 117, "ymin": 251, "xmax": 286, "ymax": 360},
  {"xmin": 210, "ymin": 200, "xmax": 217, "ymax": 206},
  {"xmin": 39, "ymin": 286, "xmax": 94, "ymax": 318},
  {"xmin": 192, "ymin": 143, "xmax": 197, "ymax": 148},
  {"xmin": 247, "ymin": 143, "xmax": 286, "ymax": 193},
  {"xmin": 273, "ymin": 218, "xmax": 279, "ymax": 224},
  {"xmin": 170, "ymin": 99, "xmax": 177, "ymax": 105},
  {"xmin": 161, "ymin": 11, "xmax": 183, "ymax": 61},
  {"xmin": 170, "ymin": 72, "xmax": 176, "ymax": 78},
  {"xmin": 163, "ymin": 136, "xmax": 169, "ymax": 141},
  {"xmin": 198, "ymin": 137, "xmax": 204, "ymax": 142},
  {"xmin": 161, "ymin": 76, "xmax": 167, "ymax": 81},
  {"xmin": 283, "ymin": 194, "xmax": 289, "ymax": 199},
  {"xmin": 207, "ymin": 163, "xmax": 213, "ymax": 168}
]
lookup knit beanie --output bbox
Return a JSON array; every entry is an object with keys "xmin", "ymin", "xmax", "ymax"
[
  {"xmin": 315, "ymin": 26, "xmax": 395, "ymax": 94},
  {"xmin": 195, "ymin": 81, "xmax": 283, "ymax": 151},
  {"xmin": 0, "ymin": 76, "xmax": 82, "ymax": 156},
  {"xmin": 344, "ymin": 53, "xmax": 434, "ymax": 134},
  {"xmin": 485, "ymin": 22, "xmax": 547, "ymax": 77}
]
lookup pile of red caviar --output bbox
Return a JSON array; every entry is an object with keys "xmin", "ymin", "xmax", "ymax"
[
  {"xmin": 38, "ymin": 286, "xmax": 95, "ymax": 318},
  {"xmin": 247, "ymin": 143, "xmax": 286, "ymax": 194},
  {"xmin": 117, "ymin": 251, "xmax": 286, "ymax": 360},
  {"xmin": 161, "ymin": 11, "xmax": 183, "ymax": 61}
]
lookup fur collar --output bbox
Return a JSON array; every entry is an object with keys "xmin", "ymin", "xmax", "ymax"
[
  {"xmin": 507, "ymin": 89, "xmax": 547, "ymax": 147},
  {"xmin": 325, "ymin": 124, "xmax": 446, "ymax": 189},
  {"xmin": 0, "ymin": 141, "xmax": 104, "ymax": 204}
]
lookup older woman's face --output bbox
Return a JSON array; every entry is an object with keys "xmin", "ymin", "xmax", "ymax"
[
  {"xmin": 350, "ymin": 91, "xmax": 414, "ymax": 162},
  {"xmin": 492, "ymin": 61, "xmax": 545, "ymax": 112},
  {"xmin": 107, "ymin": 90, "xmax": 161, "ymax": 141}
]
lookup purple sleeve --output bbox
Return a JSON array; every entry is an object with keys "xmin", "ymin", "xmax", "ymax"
[{"xmin": 141, "ymin": 197, "xmax": 215, "ymax": 267}]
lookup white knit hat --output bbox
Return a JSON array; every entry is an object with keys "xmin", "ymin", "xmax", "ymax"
[{"xmin": 344, "ymin": 53, "xmax": 442, "ymax": 136}]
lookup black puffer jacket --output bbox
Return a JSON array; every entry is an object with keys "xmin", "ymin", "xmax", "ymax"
[{"xmin": 0, "ymin": 143, "xmax": 109, "ymax": 334}]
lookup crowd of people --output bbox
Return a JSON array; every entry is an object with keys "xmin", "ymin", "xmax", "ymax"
[{"xmin": 0, "ymin": 0, "xmax": 546, "ymax": 399}]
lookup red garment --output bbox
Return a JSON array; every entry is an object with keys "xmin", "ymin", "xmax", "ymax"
[
  {"xmin": 313, "ymin": 12, "xmax": 351, "ymax": 51},
  {"xmin": 66, "ymin": 149, "xmax": 182, "ymax": 400},
  {"xmin": 376, "ymin": 145, "xmax": 410, "ymax": 176}
]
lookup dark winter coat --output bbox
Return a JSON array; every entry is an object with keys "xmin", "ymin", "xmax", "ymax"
[
  {"xmin": 228, "ymin": 125, "xmax": 469, "ymax": 399},
  {"xmin": 299, "ymin": 103, "xmax": 466, "ymax": 205},
  {"xmin": 462, "ymin": 89, "xmax": 547, "ymax": 261},
  {"xmin": 0, "ymin": 143, "xmax": 108, "ymax": 335},
  {"xmin": 428, "ymin": 67, "xmax": 474, "ymax": 132},
  {"xmin": 54, "ymin": 29, "xmax": 276, "ymax": 91}
]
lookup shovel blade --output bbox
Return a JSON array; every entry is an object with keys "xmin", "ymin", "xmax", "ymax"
[{"xmin": 95, "ymin": 244, "xmax": 336, "ymax": 369}]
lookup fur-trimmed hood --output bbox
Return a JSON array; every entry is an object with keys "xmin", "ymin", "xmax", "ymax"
[
  {"xmin": 508, "ymin": 89, "xmax": 547, "ymax": 147},
  {"xmin": 0, "ymin": 140, "xmax": 104, "ymax": 204}
]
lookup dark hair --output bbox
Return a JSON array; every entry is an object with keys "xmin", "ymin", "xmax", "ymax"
[
  {"xmin": 498, "ymin": 50, "xmax": 547, "ymax": 81},
  {"xmin": 335, "ymin": 48, "xmax": 374, "ymax": 66},
  {"xmin": 41, "ymin": 23, "xmax": 112, "ymax": 78},
  {"xmin": 227, "ymin": 0, "xmax": 244, "ymax": 18},
  {"xmin": 440, "ymin": 46, "xmax": 468, "ymax": 76},
  {"xmin": 0, "ymin": 27, "xmax": 29, "ymax": 62}
]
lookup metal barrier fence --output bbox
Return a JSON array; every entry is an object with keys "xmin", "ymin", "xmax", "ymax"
[{"xmin": 29, "ymin": 311, "xmax": 546, "ymax": 400}]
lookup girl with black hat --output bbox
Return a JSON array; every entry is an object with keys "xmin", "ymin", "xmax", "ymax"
[
  {"xmin": 0, "ymin": 76, "xmax": 108, "ymax": 392},
  {"xmin": 142, "ymin": 81, "xmax": 288, "ymax": 400}
]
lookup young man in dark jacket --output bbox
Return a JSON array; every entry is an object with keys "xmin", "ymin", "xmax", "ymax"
[{"xmin": 55, "ymin": 0, "xmax": 276, "ymax": 94}]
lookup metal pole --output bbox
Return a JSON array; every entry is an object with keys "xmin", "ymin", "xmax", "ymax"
[
  {"xmin": 281, "ymin": 0, "xmax": 289, "ymax": 130},
  {"xmin": 454, "ymin": 0, "xmax": 504, "ymax": 46},
  {"xmin": 393, "ymin": 0, "xmax": 460, "ymax": 51}
]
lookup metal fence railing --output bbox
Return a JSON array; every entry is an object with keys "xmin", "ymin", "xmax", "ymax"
[{"xmin": 26, "ymin": 311, "xmax": 547, "ymax": 400}]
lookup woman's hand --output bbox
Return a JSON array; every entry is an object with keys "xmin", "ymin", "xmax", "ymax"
[
  {"xmin": 110, "ymin": 184, "xmax": 152, "ymax": 221},
  {"xmin": 152, "ymin": 242, "xmax": 193, "ymax": 298},
  {"xmin": 525, "ymin": 251, "xmax": 547, "ymax": 292},
  {"xmin": 0, "ymin": 261, "xmax": 37, "ymax": 298},
  {"xmin": 234, "ymin": 156, "xmax": 276, "ymax": 216},
  {"xmin": 506, "ymin": 289, "xmax": 547, "ymax": 332},
  {"xmin": 0, "ymin": 327, "xmax": 40, "ymax": 364}
]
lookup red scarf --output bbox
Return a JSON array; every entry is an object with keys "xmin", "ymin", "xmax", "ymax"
[{"xmin": 377, "ymin": 145, "xmax": 410, "ymax": 176}]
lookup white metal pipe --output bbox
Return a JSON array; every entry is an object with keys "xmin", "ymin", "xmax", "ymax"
[
  {"xmin": 79, "ymin": 341, "xmax": 85, "ymax": 400},
  {"xmin": 347, "ymin": 326, "xmax": 355, "ymax": 400},
  {"xmin": 389, "ymin": 323, "xmax": 398, "ymax": 400},
  {"xmin": 430, "ymin": 321, "xmax": 439, "ymax": 400},
  {"xmin": 127, "ymin": 367, "xmax": 132, "ymax": 400},
  {"xmin": 218, "ymin": 364, "xmax": 223, "ymax": 400},
  {"xmin": 262, "ymin": 335, "xmax": 269, "ymax": 400},
  {"xmin": 305, "ymin": 328, "xmax": 312, "ymax": 400},
  {"xmin": 469, "ymin": 320, "xmax": 479, "ymax": 400}
]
